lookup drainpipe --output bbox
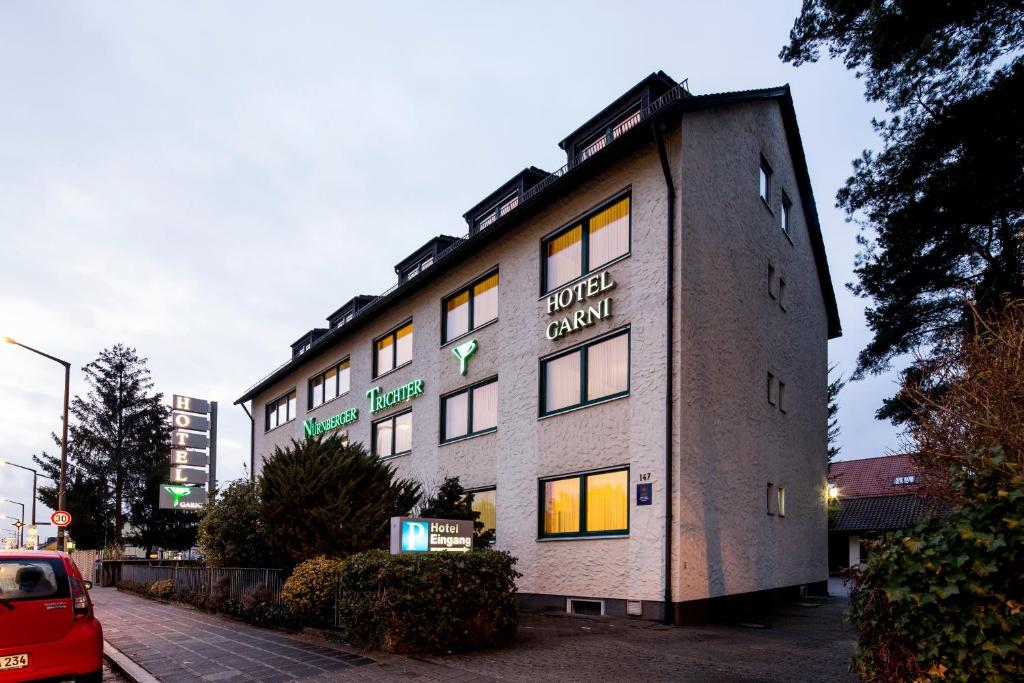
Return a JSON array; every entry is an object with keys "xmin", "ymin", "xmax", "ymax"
[
  {"xmin": 652, "ymin": 121, "xmax": 676, "ymax": 625},
  {"xmin": 240, "ymin": 403, "xmax": 255, "ymax": 481}
]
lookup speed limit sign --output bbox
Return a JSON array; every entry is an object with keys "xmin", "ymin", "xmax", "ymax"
[{"xmin": 51, "ymin": 511, "xmax": 72, "ymax": 527}]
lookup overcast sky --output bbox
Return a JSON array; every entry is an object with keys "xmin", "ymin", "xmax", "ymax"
[{"xmin": 0, "ymin": 1, "xmax": 903, "ymax": 536}]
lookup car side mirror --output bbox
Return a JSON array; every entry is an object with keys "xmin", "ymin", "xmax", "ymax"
[{"xmin": 83, "ymin": 580, "xmax": 93, "ymax": 590}]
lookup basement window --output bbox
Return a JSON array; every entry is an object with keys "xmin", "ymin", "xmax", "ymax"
[{"xmin": 567, "ymin": 598, "xmax": 604, "ymax": 616}]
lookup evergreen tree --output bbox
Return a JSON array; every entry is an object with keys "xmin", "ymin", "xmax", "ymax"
[
  {"xmin": 259, "ymin": 435, "xmax": 421, "ymax": 569},
  {"xmin": 34, "ymin": 460, "xmax": 114, "ymax": 549},
  {"xmin": 34, "ymin": 345, "xmax": 172, "ymax": 547},
  {"xmin": 126, "ymin": 458, "xmax": 200, "ymax": 554},
  {"xmin": 781, "ymin": 2, "xmax": 1024, "ymax": 391},
  {"xmin": 419, "ymin": 476, "xmax": 495, "ymax": 548},
  {"xmin": 826, "ymin": 364, "xmax": 846, "ymax": 462},
  {"xmin": 197, "ymin": 478, "xmax": 270, "ymax": 567}
]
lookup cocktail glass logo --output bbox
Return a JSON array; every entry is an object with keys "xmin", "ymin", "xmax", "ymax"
[
  {"xmin": 163, "ymin": 485, "xmax": 193, "ymax": 508},
  {"xmin": 401, "ymin": 520, "xmax": 429, "ymax": 552},
  {"xmin": 451, "ymin": 339, "xmax": 478, "ymax": 376}
]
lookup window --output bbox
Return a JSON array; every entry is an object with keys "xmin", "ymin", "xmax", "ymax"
[
  {"xmin": 766, "ymin": 482, "xmax": 775, "ymax": 515},
  {"xmin": 443, "ymin": 271, "xmax": 499, "ymax": 343},
  {"xmin": 543, "ymin": 196, "xmax": 630, "ymax": 293},
  {"xmin": 781, "ymin": 190, "xmax": 792, "ymax": 234},
  {"xmin": 768, "ymin": 262, "xmax": 777, "ymax": 299},
  {"xmin": 778, "ymin": 381, "xmax": 787, "ymax": 413},
  {"xmin": 541, "ymin": 329, "xmax": 629, "ymax": 416},
  {"xmin": 767, "ymin": 372, "xmax": 777, "ymax": 405},
  {"xmin": 442, "ymin": 378, "xmax": 498, "ymax": 442},
  {"xmin": 893, "ymin": 475, "xmax": 916, "ymax": 486},
  {"xmin": 777, "ymin": 487, "xmax": 786, "ymax": 517},
  {"xmin": 372, "ymin": 410, "xmax": 412, "ymax": 457},
  {"xmin": 0, "ymin": 558, "xmax": 68, "ymax": 601},
  {"xmin": 778, "ymin": 277, "xmax": 787, "ymax": 310},
  {"xmin": 577, "ymin": 105, "xmax": 641, "ymax": 161},
  {"xmin": 470, "ymin": 488, "xmax": 496, "ymax": 543},
  {"xmin": 374, "ymin": 321, "xmax": 413, "ymax": 377},
  {"xmin": 540, "ymin": 468, "xmax": 628, "ymax": 538},
  {"xmin": 759, "ymin": 156, "xmax": 772, "ymax": 205},
  {"xmin": 308, "ymin": 358, "xmax": 351, "ymax": 409},
  {"xmin": 265, "ymin": 390, "xmax": 297, "ymax": 431}
]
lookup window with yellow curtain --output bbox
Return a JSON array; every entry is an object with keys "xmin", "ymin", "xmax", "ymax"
[
  {"xmin": 542, "ymin": 194, "xmax": 631, "ymax": 294},
  {"xmin": 543, "ymin": 477, "xmax": 580, "ymax": 535},
  {"xmin": 443, "ymin": 270, "xmax": 499, "ymax": 343},
  {"xmin": 470, "ymin": 489, "xmax": 497, "ymax": 540},
  {"xmin": 588, "ymin": 197, "xmax": 630, "ymax": 270},
  {"xmin": 545, "ymin": 225, "xmax": 582, "ymax": 292},
  {"xmin": 374, "ymin": 321, "xmax": 414, "ymax": 377},
  {"xmin": 541, "ymin": 468, "xmax": 629, "ymax": 537},
  {"xmin": 586, "ymin": 470, "xmax": 628, "ymax": 532}
]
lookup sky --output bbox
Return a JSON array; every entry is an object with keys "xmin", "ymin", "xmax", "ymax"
[{"xmin": 0, "ymin": 1, "xmax": 904, "ymax": 537}]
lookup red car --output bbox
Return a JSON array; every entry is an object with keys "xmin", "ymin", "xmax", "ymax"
[{"xmin": 0, "ymin": 550, "xmax": 103, "ymax": 682}]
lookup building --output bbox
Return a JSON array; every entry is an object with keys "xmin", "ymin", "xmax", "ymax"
[
  {"xmin": 236, "ymin": 71, "xmax": 841, "ymax": 622},
  {"xmin": 827, "ymin": 454, "xmax": 927, "ymax": 572}
]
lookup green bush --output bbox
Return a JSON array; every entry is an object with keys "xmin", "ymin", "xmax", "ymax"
[
  {"xmin": 335, "ymin": 549, "xmax": 520, "ymax": 653},
  {"xmin": 282, "ymin": 556, "xmax": 347, "ymax": 627},
  {"xmin": 198, "ymin": 478, "xmax": 272, "ymax": 567},
  {"xmin": 148, "ymin": 579, "xmax": 176, "ymax": 600},
  {"xmin": 116, "ymin": 579, "xmax": 148, "ymax": 595},
  {"xmin": 848, "ymin": 449, "xmax": 1024, "ymax": 681}
]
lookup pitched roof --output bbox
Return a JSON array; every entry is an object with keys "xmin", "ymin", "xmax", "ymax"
[
  {"xmin": 828, "ymin": 454, "xmax": 920, "ymax": 498},
  {"xmin": 831, "ymin": 494, "xmax": 927, "ymax": 532}
]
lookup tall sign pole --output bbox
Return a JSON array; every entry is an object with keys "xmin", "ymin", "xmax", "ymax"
[{"xmin": 208, "ymin": 401, "xmax": 218, "ymax": 500}]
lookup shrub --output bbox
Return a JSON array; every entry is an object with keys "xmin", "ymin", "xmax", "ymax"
[
  {"xmin": 282, "ymin": 556, "xmax": 346, "ymax": 627},
  {"xmin": 116, "ymin": 579, "xmax": 148, "ymax": 595},
  {"xmin": 335, "ymin": 549, "xmax": 520, "ymax": 653},
  {"xmin": 148, "ymin": 579, "xmax": 176, "ymax": 600},
  {"xmin": 260, "ymin": 436, "xmax": 421, "ymax": 569},
  {"xmin": 207, "ymin": 575, "xmax": 231, "ymax": 611},
  {"xmin": 848, "ymin": 449, "xmax": 1024, "ymax": 681},
  {"xmin": 198, "ymin": 479, "xmax": 272, "ymax": 567}
]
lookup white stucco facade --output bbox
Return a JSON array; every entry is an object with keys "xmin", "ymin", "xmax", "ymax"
[{"xmin": 240, "ymin": 76, "xmax": 839, "ymax": 620}]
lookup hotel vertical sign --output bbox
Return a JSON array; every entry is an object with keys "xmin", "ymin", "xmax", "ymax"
[{"xmin": 160, "ymin": 394, "xmax": 217, "ymax": 510}]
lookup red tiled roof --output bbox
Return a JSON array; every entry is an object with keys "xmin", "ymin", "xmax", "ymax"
[{"xmin": 828, "ymin": 454, "xmax": 920, "ymax": 499}]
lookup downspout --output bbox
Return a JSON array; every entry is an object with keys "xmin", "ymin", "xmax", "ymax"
[
  {"xmin": 240, "ymin": 402, "xmax": 255, "ymax": 481},
  {"xmin": 652, "ymin": 121, "xmax": 676, "ymax": 625}
]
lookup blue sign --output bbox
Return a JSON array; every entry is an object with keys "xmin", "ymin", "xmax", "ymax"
[
  {"xmin": 636, "ymin": 482, "xmax": 653, "ymax": 506},
  {"xmin": 401, "ymin": 520, "xmax": 429, "ymax": 552}
]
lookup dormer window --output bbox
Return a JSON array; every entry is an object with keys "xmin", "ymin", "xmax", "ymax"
[
  {"xmin": 475, "ymin": 192, "xmax": 520, "ymax": 231},
  {"xmin": 577, "ymin": 104, "xmax": 641, "ymax": 162}
]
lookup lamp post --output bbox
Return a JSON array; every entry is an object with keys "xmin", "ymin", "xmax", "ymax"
[
  {"xmin": 4, "ymin": 337, "xmax": 71, "ymax": 551},
  {"xmin": 0, "ymin": 499, "xmax": 26, "ymax": 548},
  {"xmin": 0, "ymin": 460, "xmax": 55, "ymax": 550}
]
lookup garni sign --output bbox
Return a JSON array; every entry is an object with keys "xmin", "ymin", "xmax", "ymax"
[
  {"xmin": 367, "ymin": 379, "xmax": 424, "ymax": 414},
  {"xmin": 303, "ymin": 407, "xmax": 359, "ymax": 439},
  {"xmin": 161, "ymin": 394, "xmax": 216, "ymax": 510},
  {"xmin": 545, "ymin": 270, "xmax": 615, "ymax": 341},
  {"xmin": 389, "ymin": 516, "xmax": 474, "ymax": 554}
]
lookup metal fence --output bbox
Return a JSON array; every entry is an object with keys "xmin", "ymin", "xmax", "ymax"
[{"xmin": 120, "ymin": 565, "xmax": 286, "ymax": 605}]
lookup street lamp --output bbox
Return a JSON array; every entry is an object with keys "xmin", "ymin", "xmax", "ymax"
[
  {"xmin": 0, "ymin": 499, "xmax": 26, "ymax": 548},
  {"xmin": 4, "ymin": 337, "xmax": 71, "ymax": 551}
]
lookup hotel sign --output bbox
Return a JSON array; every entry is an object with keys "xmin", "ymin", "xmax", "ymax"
[
  {"xmin": 161, "ymin": 394, "xmax": 216, "ymax": 510},
  {"xmin": 303, "ymin": 407, "xmax": 359, "ymax": 439},
  {"xmin": 160, "ymin": 485, "xmax": 208, "ymax": 510},
  {"xmin": 545, "ymin": 270, "xmax": 615, "ymax": 340},
  {"xmin": 390, "ymin": 516, "xmax": 474, "ymax": 554},
  {"xmin": 367, "ymin": 379, "xmax": 424, "ymax": 414}
]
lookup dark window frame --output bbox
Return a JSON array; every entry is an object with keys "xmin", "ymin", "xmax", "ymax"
[
  {"xmin": 467, "ymin": 485, "xmax": 497, "ymax": 544},
  {"xmin": 780, "ymin": 189, "xmax": 792, "ymax": 235},
  {"xmin": 440, "ymin": 376, "xmax": 499, "ymax": 443},
  {"xmin": 540, "ymin": 190, "xmax": 632, "ymax": 295},
  {"xmin": 307, "ymin": 357, "xmax": 351, "ymax": 410},
  {"xmin": 537, "ymin": 466, "xmax": 630, "ymax": 539},
  {"xmin": 371, "ymin": 408, "xmax": 413, "ymax": 458},
  {"xmin": 264, "ymin": 389, "xmax": 297, "ymax": 432},
  {"xmin": 441, "ymin": 268, "xmax": 500, "ymax": 344},
  {"xmin": 372, "ymin": 319, "xmax": 414, "ymax": 379},
  {"xmin": 539, "ymin": 327, "xmax": 631, "ymax": 417}
]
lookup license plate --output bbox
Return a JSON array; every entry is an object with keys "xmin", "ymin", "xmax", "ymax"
[{"xmin": 0, "ymin": 654, "xmax": 28, "ymax": 670}]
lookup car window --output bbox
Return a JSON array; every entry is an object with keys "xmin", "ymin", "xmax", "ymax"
[{"xmin": 0, "ymin": 559, "xmax": 69, "ymax": 601}]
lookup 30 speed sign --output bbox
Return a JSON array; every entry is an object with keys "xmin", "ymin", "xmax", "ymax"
[{"xmin": 51, "ymin": 511, "xmax": 72, "ymax": 527}]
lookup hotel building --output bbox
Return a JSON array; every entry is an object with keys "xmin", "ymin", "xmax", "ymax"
[{"xmin": 236, "ymin": 71, "xmax": 841, "ymax": 621}]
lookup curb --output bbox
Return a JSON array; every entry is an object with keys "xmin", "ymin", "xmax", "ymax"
[{"xmin": 103, "ymin": 640, "xmax": 160, "ymax": 683}]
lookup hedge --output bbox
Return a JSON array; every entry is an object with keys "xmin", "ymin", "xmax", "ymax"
[
  {"xmin": 335, "ymin": 549, "xmax": 520, "ymax": 653},
  {"xmin": 281, "ymin": 556, "xmax": 346, "ymax": 627}
]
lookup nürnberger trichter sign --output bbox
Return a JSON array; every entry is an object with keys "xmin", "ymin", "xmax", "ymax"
[
  {"xmin": 389, "ymin": 516, "xmax": 474, "ymax": 554},
  {"xmin": 160, "ymin": 394, "xmax": 217, "ymax": 510}
]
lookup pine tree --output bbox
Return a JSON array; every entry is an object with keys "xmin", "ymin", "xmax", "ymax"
[
  {"xmin": 34, "ymin": 345, "xmax": 172, "ymax": 547},
  {"xmin": 259, "ymin": 435, "xmax": 421, "ymax": 569},
  {"xmin": 827, "ymin": 364, "xmax": 846, "ymax": 462}
]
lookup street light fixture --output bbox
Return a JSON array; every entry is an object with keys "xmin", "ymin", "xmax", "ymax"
[
  {"xmin": 0, "ymin": 498, "xmax": 26, "ymax": 548},
  {"xmin": 4, "ymin": 337, "xmax": 71, "ymax": 551}
]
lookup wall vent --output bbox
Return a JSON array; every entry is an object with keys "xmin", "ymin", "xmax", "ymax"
[
  {"xmin": 567, "ymin": 598, "xmax": 604, "ymax": 616},
  {"xmin": 626, "ymin": 600, "xmax": 643, "ymax": 616}
]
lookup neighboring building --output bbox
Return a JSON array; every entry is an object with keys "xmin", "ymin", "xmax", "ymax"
[
  {"xmin": 236, "ymin": 71, "xmax": 841, "ymax": 622},
  {"xmin": 827, "ymin": 454, "xmax": 927, "ymax": 572}
]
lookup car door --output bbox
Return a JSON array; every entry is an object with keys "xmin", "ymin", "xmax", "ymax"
[{"xmin": 0, "ymin": 557, "xmax": 74, "ymax": 649}]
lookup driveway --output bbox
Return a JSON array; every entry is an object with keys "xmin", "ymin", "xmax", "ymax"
[{"xmin": 94, "ymin": 587, "xmax": 855, "ymax": 682}]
